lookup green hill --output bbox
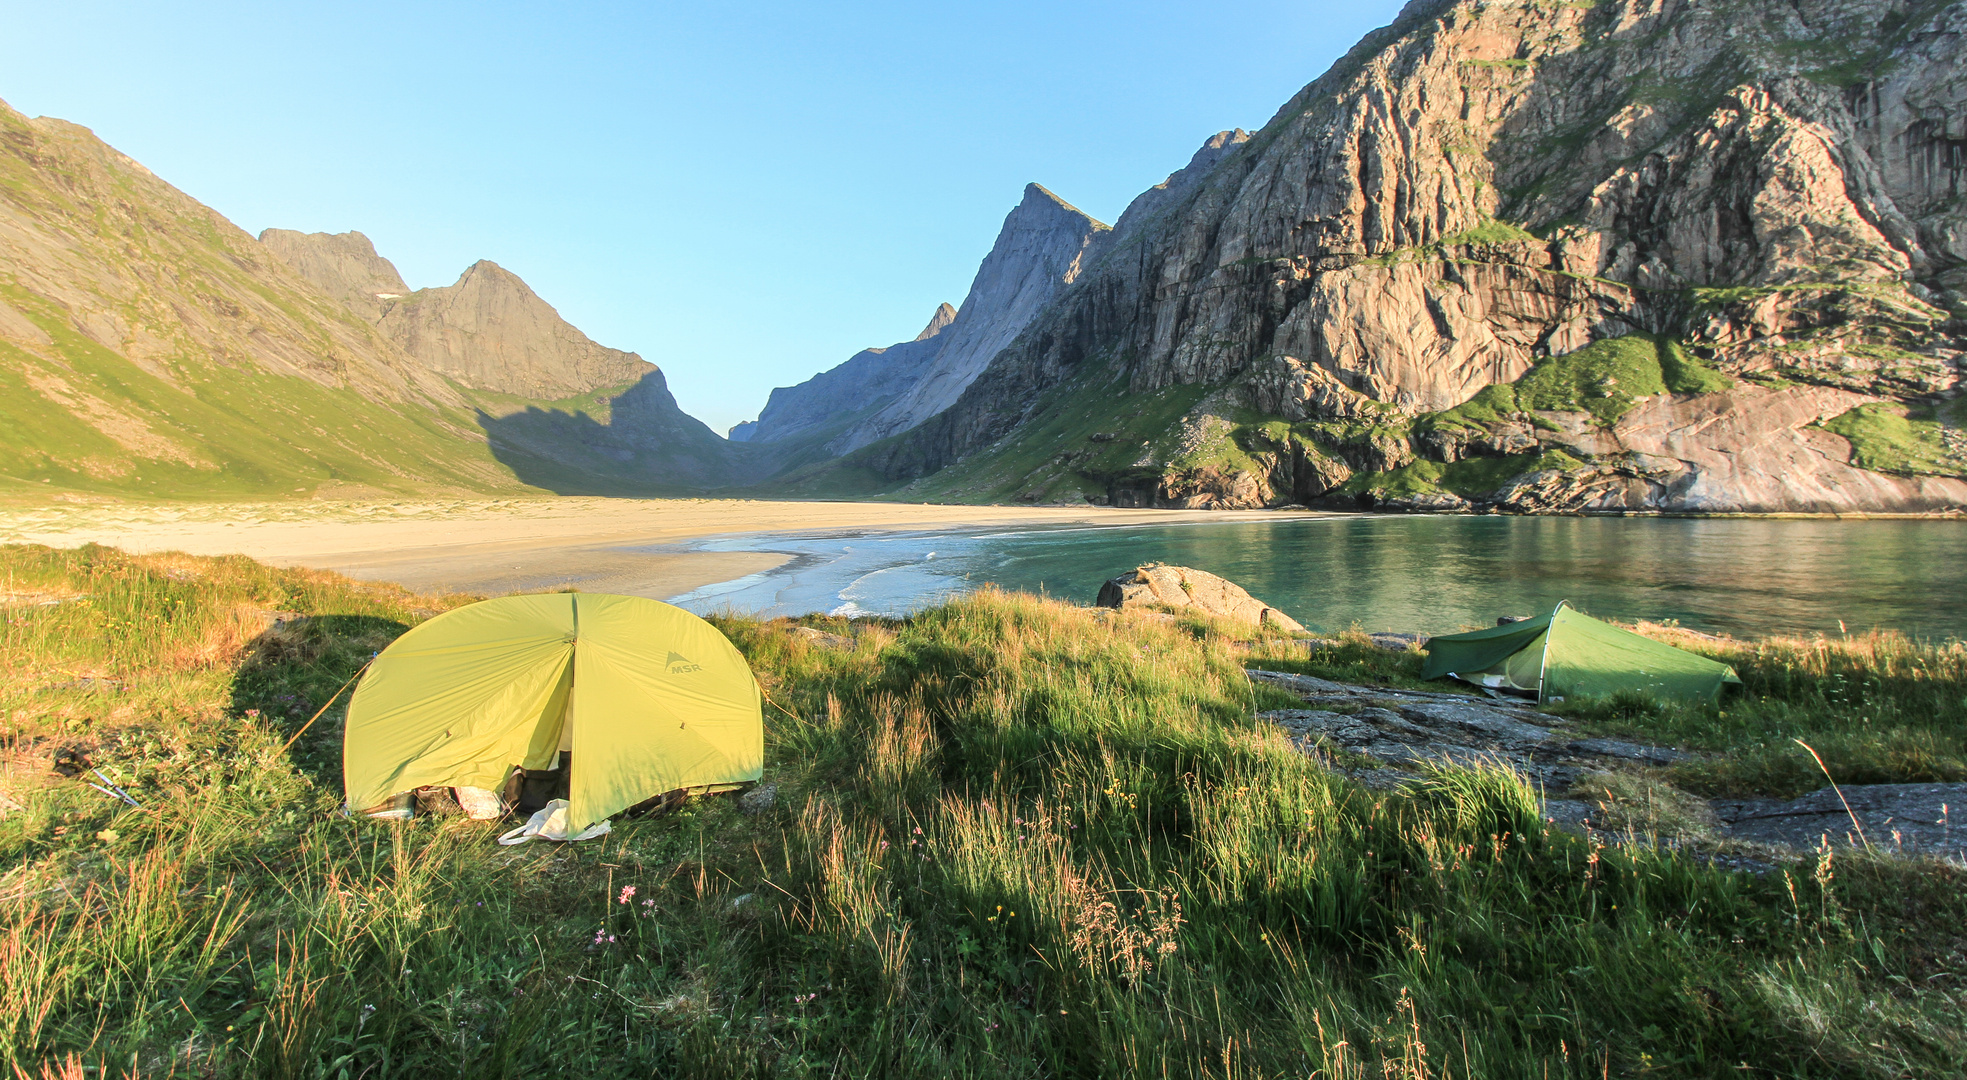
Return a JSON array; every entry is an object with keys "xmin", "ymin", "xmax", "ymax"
[{"xmin": 0, "ymin": 100, "xmax": 751, "ymax": 501}]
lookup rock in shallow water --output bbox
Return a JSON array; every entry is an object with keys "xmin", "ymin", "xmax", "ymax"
[{"xmin": 1095, "ymin": 564, "xmax": 1304, "ymax": 632}]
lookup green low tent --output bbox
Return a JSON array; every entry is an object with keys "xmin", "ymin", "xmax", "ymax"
[
  {"xmin": 1420, "ymin": 602, "xmax": 1741, "ymax": 705},
  {"xmin": 343, "ymin": 593, "xmax": 762, "ymax": 832}
]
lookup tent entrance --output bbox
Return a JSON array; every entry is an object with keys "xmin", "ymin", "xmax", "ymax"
[
  {"xmin": 504, "ymin": 754, "xmax": 574, "ymax": 816},
  {"xmin": 1449, "ymin": 626, "xmax": 1551, "ymax": 698},
  {"xmin": 505, "ymin": 663, "xmax": 578, "ymax": 816}
]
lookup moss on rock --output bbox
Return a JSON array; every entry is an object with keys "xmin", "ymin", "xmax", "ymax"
[{"xmin": 1817, "ymin": 402, "xmax": 1967, "ymax": 478}]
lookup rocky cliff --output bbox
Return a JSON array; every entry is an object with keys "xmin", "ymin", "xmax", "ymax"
[
  {"xmin": 741, "ymin": 184, "xmax": 1110, "ymax": 456},
  {"xmin": 261, "ymin": 233, "xmax": 655, "ymax": 401},
  {"xmin": 373, "ymin": 260, "xmax": 655, "ymax": 400},
  {"xmin": 854, "ymin": 0, "xmax": 1967, "ymax": 515}
]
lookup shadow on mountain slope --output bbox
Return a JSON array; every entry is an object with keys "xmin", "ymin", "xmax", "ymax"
[{"xmin": 474, "ymin": 369, "xmax": 769, "ymax": 495}]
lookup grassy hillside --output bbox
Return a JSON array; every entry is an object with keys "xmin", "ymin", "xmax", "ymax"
[
  {"xmin": 3, "ymin": 545, "xmax": 1963, "ymax": 1077},
  {"xmin": 0, "ymin": 100, "xmax": 754, "ymax": 503},
  {"xmin": 1816, "ymin": 399, "xmax": 1967, "ymax": 479},
  {"xmin": 898, "ymin": 377, "xmax": 1218, "ymax": 505},
  {"xmin": 0, "ymin": 295, "xmax": 523, "ymax": 499},
  {"xmin": 0, "ymin": 101, "xmax": 526, "ymax": 501},
  {"xmin": 0, "ymin": 302, "xmax": 745, "ymax": 501},
  {"xmin": 767, "ymin": 365, "xmax": 1222, "ymax": 505}
]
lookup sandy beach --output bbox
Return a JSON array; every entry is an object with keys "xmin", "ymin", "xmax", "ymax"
[{"xmin": 0, "ymin": 497, "xmax": 1272, "ymax": 600}]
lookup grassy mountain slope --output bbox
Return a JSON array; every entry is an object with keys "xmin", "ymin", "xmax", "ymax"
[
  {"xmin": 0, "ymin": 100, "xmax": 752, "ymax": 501},
  {"xmin": 0, "ymin": 101, "xmax": 529, "ymax": 498},
  {"xmin": 0, "ymin": 282, "xmax": 530, "ymax": 498}
]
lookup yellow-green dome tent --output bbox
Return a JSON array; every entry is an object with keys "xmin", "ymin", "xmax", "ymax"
[
  {"xmin": 1420, "ymin": 601, "xmax": 1741, "ymax": 705},
  {"xmin": 343, "ymin": 593, "xmax": 762, "ymax": 831}
]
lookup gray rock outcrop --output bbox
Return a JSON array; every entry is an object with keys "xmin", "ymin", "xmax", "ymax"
[
  {"xmin": 857, "ymin": 0, "xmax": 1967, "ymax": 516},
  {"xmin": 1252, "ymin": 669, "xmax": 1967, "ymax": 861},
  {"xmin": 1716, "ymin": 783, "xmax": 1967, "ymax": 859},
  {"xmin": 256, "ymin": 229, "xmax": 410, "ymax": 319},
  {"xmin": 1096, "ymin": 564, "xmax": 1305, "ymax": 632},
  {"xmin": 1249, "ymin": 669, "xmax": 1690, "ymax": 791}
]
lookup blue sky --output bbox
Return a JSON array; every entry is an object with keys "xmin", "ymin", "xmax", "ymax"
[{"xmin": 2, "ymin": 0, "xmax": 1405, "ymax": 434}]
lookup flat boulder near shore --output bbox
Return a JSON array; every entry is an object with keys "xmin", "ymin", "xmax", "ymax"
[{"xmin": 1095, "ymin": 564, "xmax": 1305, "ymax": 633}]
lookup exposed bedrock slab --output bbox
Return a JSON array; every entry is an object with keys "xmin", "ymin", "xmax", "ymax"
[
  {"xmin": 1251, "ymin": 669, "xmax": 1965, "ymax": 862},
  {"xmin": 1715, "ymin": 783, "xmax": 1967, "ymax": 861},
  {"xmin": 1248, "ymin": 668, "xmax": 1685, "ymax": 791}
]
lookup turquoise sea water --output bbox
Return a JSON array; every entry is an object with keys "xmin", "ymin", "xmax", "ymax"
[{"xmin": 666, "ymin": 514, "xmax": 1967, "ymax": 641}]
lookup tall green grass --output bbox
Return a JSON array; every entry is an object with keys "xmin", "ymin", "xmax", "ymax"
[{"xmin": 1, "ymin": 546, "xmax": 1962, "ymax": 1077}]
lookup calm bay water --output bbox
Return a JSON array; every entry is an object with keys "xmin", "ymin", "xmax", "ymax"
[{"xmin": 666, "ymin": 515, "xmax": 1967, "ymax": 641}]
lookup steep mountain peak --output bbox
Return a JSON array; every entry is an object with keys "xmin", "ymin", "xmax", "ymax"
[
  {"xmin": 795, "ymin": 182, "xmax": 1110, "ymax": 454},
  {"xmin": 1010, "ymin": 183, "xmax": 1109, "ymax": 234},
  {"xmin": 258, "ymin": 229, "xmax": 410, "ymax": 316},
  {"xmin": 916, "ymin": 302, "xmax": 958, "ymax": 341},
  {"xmin": 736, "ymin": 184, "xmax": 1110, "ymax": 453},
  {"xmin": 371, "ymin": 256, "xmax": 651, "ymax": 400},
  {"xmin": 1192, "ymin": 128, "xmax": 1252, "ymax": 164},
  {"xmin": 456, "ymin": 258, "xmax": 520, "ymax": 286}
]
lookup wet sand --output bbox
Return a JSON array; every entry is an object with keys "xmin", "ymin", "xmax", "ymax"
[{"xmin": 0, "ymin": 497, "xmax": 1272, "ymax": 600}]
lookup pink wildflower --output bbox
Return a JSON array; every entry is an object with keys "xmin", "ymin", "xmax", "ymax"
[{"xmin": 618, "ymin": 885, "xmax": 637, "ymax": 905}]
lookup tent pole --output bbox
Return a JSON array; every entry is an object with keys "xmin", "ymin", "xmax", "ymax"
[
  {"xmin": 1534, "ymin": 601, "xmax": 1567, "ymax": 704},
  {"xmin": 279, "ymin": 658, "xmax": 373, "ymax": 755}
]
